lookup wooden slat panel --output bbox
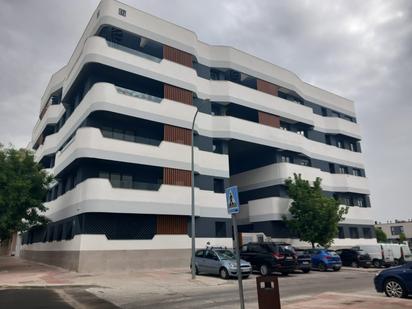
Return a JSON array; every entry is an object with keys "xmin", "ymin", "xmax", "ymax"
[
  {"xmin": 164, "ymin": 125, "xmax": 191, "ymax": 145},
  {"xmin": 258, "ymin": 111, "xmax": 280, "ymax": 128},
  {"xmin": 163, "ymin": 168, "xmax": 191, "ymax": 186},
  {"xmin": 257, "ymin": 79, "xmax": 279, "ymax": 96},
  {"xmin": 157, "ymin": 215, "xmax": 188, "ymax": 234},
  {"xmin": 164, "ymin": 84, "xmax": 193, "ymax": 105},
  {"xmin": 163, "ymin": 45, "xmax": 193, "ymax": 68}
]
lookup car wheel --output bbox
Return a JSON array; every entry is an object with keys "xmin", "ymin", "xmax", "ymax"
[
  {"xmin": 220, "ymin": 267, "xmax": 229, "ymax": 280},
  {"xmin": 333, "ymin": 267, "xmax": 341, "ymax": 272},
  {"xmin": 351, "ymin": 261, "xmax": 359, "ymax": 268},
  {"xmin": 260, "ymin": 264, "xmax": 270, "ymax": 276},
  {"xmin": 318, "ymin": 262, "xmax": 327, "ymax": 272},
  {"xmin": 373, "ymin": 259, "xmax": 382, "ymax": 268},
  {"xmin": 384, "ymin": 279, "xmax": 407, "ymax": 298},
  {"xmin": 281, "ymin": 272, "xmax": 289, "ymax": 276},
  {"xmin": 393, "ymin": 259, "xmax": 399, "ymax": 266},
  {"xmin": 302, "ymin": 269, "xmax": 310, "ymax": 274},
  {"xmin": 190, "ymin": 264, "xmax": 199, "ymax": 275}
]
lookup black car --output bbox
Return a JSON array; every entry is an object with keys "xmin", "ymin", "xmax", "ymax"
[
  {"xmin": 336, "ymin": 248, "xmax": 371, "ymax": 268},
  {"xmin": 240, "ymin": 242, "xmax": 297, "ymax": 276},
  {"xmin": 374, "ymin": 262, "xmax": 412, "ymax": 298},
  {"xmin": 294, "ymin": 248, "xmax": 312, "ymax": 273}
]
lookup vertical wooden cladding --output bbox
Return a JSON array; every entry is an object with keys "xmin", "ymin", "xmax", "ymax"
[
  {"xmin": 257, "ymin": 79, "xmax": 279, "ymax": 96},
  {"xmin": 163, "ymin": 45, "xmax": 193, "ymax": 68},
  {"xmin": 157, "ymin": 215, "xmax": 188, "ymax": 234},
  {"xmin": 164, "ymin": 84, "xmax": 193, "ymax": 105},
  {"xmin": 164, "ymin": 125, "xmax": 191, "ymax": 145},
  {"xmin": 163, "ymin": 168, "xmax": 191, "ymax": 187},
  {"xmin": 258, "ymin": 111, "xmax": 280, "ymax": 128}
]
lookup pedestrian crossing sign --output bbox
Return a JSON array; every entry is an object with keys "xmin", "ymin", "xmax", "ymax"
[{"xmin": 225, "ymin": 186, "xmax": 240, "ymax": 214}]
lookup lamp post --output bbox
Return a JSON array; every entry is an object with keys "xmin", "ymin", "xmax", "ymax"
[{"xmin": 191, "ymin": 108, "xmax": 199, "ymax": 280}]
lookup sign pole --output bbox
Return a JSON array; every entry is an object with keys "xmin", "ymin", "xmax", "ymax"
[
  {"xmin": 225, "ymin": 186, "xmax": 245, "ymax": 309},
  {"xmin": 232, "ymin": 214, "xmax": 245, "ymax": 309}
]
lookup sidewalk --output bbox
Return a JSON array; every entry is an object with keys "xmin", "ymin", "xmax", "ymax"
[{"xmin": 284, "ymin": 292, "xmax": 412, "ymax": 309}]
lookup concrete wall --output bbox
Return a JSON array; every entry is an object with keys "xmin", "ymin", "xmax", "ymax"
[{"xmin": 20, "ymin": 249, "xmax": 191, "ymax": 273}]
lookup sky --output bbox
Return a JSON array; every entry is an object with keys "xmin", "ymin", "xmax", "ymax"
[{"xmin": 0, "ymin": 0, "xmax": 411, "ymax": 222}]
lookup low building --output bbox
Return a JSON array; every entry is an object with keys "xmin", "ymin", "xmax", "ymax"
[{"xmin": 375, "ymin": 221, "xmax": 412, "ymax": 248}]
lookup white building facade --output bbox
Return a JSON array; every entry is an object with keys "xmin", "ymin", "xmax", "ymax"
[{"xmin": 21, "ymin": 0, "xmax": 376, "ymax": 271}]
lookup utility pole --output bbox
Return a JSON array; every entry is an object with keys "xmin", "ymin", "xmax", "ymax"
[{"xmin": 191, "ymin": 108, "xmax": 199, "ymax": 279}]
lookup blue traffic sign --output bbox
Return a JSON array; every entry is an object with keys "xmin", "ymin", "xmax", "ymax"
[{"xmin": 225, "ymin": 186, "xmax": 240, "ymax": 214}]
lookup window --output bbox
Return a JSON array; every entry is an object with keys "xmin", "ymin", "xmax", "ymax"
[
  {"xmin": 337, "ymin": 141, "xmax": 343, "ymax": 148},
  {"xmin": 195, "ymin": 250, "xmax": 204, "ymax": 257},
  {"xmin": 280, "ymin": 126, "xmax": 288, "ymax": 131},
  {"xmin": 349, "ymin": 227, "xmax": 359, "ymax": 239},
  {"xmin": 343, "ymin": 197, "xmax": 351, "ymax": 206},
  {"xmin": 281, "ymin": 155, "xmax": 291, "ymax": 163},
  {"xmin": 213, "ymin": 178, "xmax": 224, "ymax": 193},
  {"xmin": 354, "ymin": 198, "xmax": 364, "ymax": 207},
  {"xmin": 300, "ymin": 159, "xmax": 309, "ymax": 166},
  {"xmin": 391, "ymin": 226, "xmax": 404, "ymax": 236},
  {"xmin": 363, "ymin": 228, "xmax": 372, "ymax": 239},
  {"xmin": 215, "ymin": 222, "xmax": 227, "ymax": 237},
  {"xmin": 350, "ymin": 143, "xmax": 356, "ymax": 152},
  {"xmin": 205, "ymin": 250, "xmax": 218, "ymax": 260},
  {"xmin": 352, "ymin": 169, "xmax": 360, "ymax": 176},
  {"xmin": 338, "ymin": 227, "xmax": 345, "ymax": 239},
  {"xmin": 338, "ymin": 166, "xmax": 347, "ymax": 174},
  {"xmin": 296, "ymin": 130, "xmax": 305, "ymax": 136}
]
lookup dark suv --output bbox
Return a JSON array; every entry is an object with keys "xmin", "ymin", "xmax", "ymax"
[
  {"xmin": 240, "ymin": 242, "xmax": 297, "ymax": 276},
  {"xmin": 336, "ymin": 248, "xmax": 371, "ymax": 268}
]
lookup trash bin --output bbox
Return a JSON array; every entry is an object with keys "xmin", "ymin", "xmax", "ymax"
[{"xmin": 256, "ymin": 276, "xmax": 281, "ymax": 309}]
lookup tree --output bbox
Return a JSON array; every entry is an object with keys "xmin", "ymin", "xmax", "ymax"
[
  {"xmin": 283, "ymin": 173, "xmax": 348, "ymax": 248},
  {"xmin": 0, "ymin": 144, "xmax": 53, "ymax": 240},
  {"xmin": 399, "ymin": 232, "xmax": 407, "ymax": 243},
  {"xmin": 374, "ymin": 228, "xmax": 387, "ymax": 243}
]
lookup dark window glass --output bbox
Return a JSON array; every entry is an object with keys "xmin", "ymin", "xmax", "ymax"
[
  {"xmin": 363, "ymin": 228, "xmax": 372, "ymax": 239},
  {"xmin": 349, "ymin": 227, "xmax": 359, "ymax": 239},
  {"xmin": 215, "ymin": 222, "xmax": 227, "ymax": 238},
  {"xmin": 338, "ymin": 227, "xmax": 345, "ymax": 239}
]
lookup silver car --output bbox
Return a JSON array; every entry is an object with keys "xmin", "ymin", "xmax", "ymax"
[{"xmin": 192, "ymin": 247, "xmax": 252, "ymax": 279}]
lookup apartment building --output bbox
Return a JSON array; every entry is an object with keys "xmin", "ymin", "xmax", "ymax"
[{"xmin": 21, "ymin": 0, "xmax": 375, "ymax": 271}]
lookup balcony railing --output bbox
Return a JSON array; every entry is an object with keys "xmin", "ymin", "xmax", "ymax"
[
  {"xmin": 107, "ymin": 41, "xmax": 162, "ymax": 63},
  {"xmin": 115, "ymin": 86, "xmax": 162, "ymax": 103}
]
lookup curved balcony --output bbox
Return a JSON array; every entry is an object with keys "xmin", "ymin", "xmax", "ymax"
[
  {"xmin": 44, "ymin": 178, "xmax": 230, "ymax": 222},
  {"xmin": 51, "ymin": 127, "xmax": 229, "ymax": 178},
  {"xmin": 237, "ymin": 197, "xmax": 374, "ymax": 226},
  {"xmin": 35, "ymin": 83, "xmax": 364, "ymax": 169},
  {"xmin": 32, "ymin": 104, "xmax": 65, "ymax": 145},
  {"xmin": 230, "ymin": 162, "xmax": 369, "ymax": 195},
  {"xmin": 59, "ymin": 36, "xmax": 359, "ymax": 138}
]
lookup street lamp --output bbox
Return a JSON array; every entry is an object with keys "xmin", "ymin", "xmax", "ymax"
[{"xmin": 191, "ymin": 108, "xmax": 199, "ymax": 280}]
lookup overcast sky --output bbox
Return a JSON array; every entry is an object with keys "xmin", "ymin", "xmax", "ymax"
[{"xmin": 1, "ymin": 0, "xmax": 411, "ymax": 222}]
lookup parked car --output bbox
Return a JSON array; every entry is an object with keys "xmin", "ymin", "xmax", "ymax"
[
  {"xmin": 335, "ymin": 248, "xmax": 371, "ymax": 268},
  {"xmin": 305, "ymin": 249, "xmax": 342, "ymax": 271},
  {"xmin": 191, "ymin": 247, "xmax": 252, "ymax": 279},
  {"xmin": 240, "ymin": 242, "xmax": 297, "ymax": 276},
  {"xmin": 384, "ymin": 243, "xmax": 412, "ymax": 265},
  {"xmin": 374, "ymin": 262, "xmax": 412, "ymax": 298},
  {"xmin": 353, "ymin": 244, "xmax": 394, "ymax": 268},
  {"xmin": 294, "ymin": 248, "xmax": 312, "ymax": 273},
  {"xmin": 401, "ymin": 244, "xmax": 412, "ymax": 264}
]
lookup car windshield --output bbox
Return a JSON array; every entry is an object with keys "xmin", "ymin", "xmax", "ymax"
[
  {"xmin": 280, "ymin": 245, "xmax": 296, "ymax": 254},
  {"xmin": 215, "ymin": 250, "xmax": 235, "ymax": 260},
  {"xmin": 327, "ymin": 250, "xmax": 339, "ymax": 256},
  {"xmin": 356, "ymin": 250, "xmax": 367, "ymax": 255}
]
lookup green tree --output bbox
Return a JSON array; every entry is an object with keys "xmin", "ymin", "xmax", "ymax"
[
  {"xmin": 399, "ymin": 232, "xmax": 407, "ymax": 243},
  {"xmin": 374, "ymin": 227, "xmax": 387, "ymax": 243},
  {"xmin": 283, "ymin": 173, "xmax": 348, "ymax": 248},
  {"xmin": 0, "ymin": 145, "xmax": 52, "ymax": 240}
]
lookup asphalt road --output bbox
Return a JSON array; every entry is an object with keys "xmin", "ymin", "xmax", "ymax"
[
  {"xmin": 130, "ymin": 269, "xmax": 378, "ymax": 308},
  {"xmin": 0, "ymin": 269, "xmax": 377, "ymax": 309}
]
